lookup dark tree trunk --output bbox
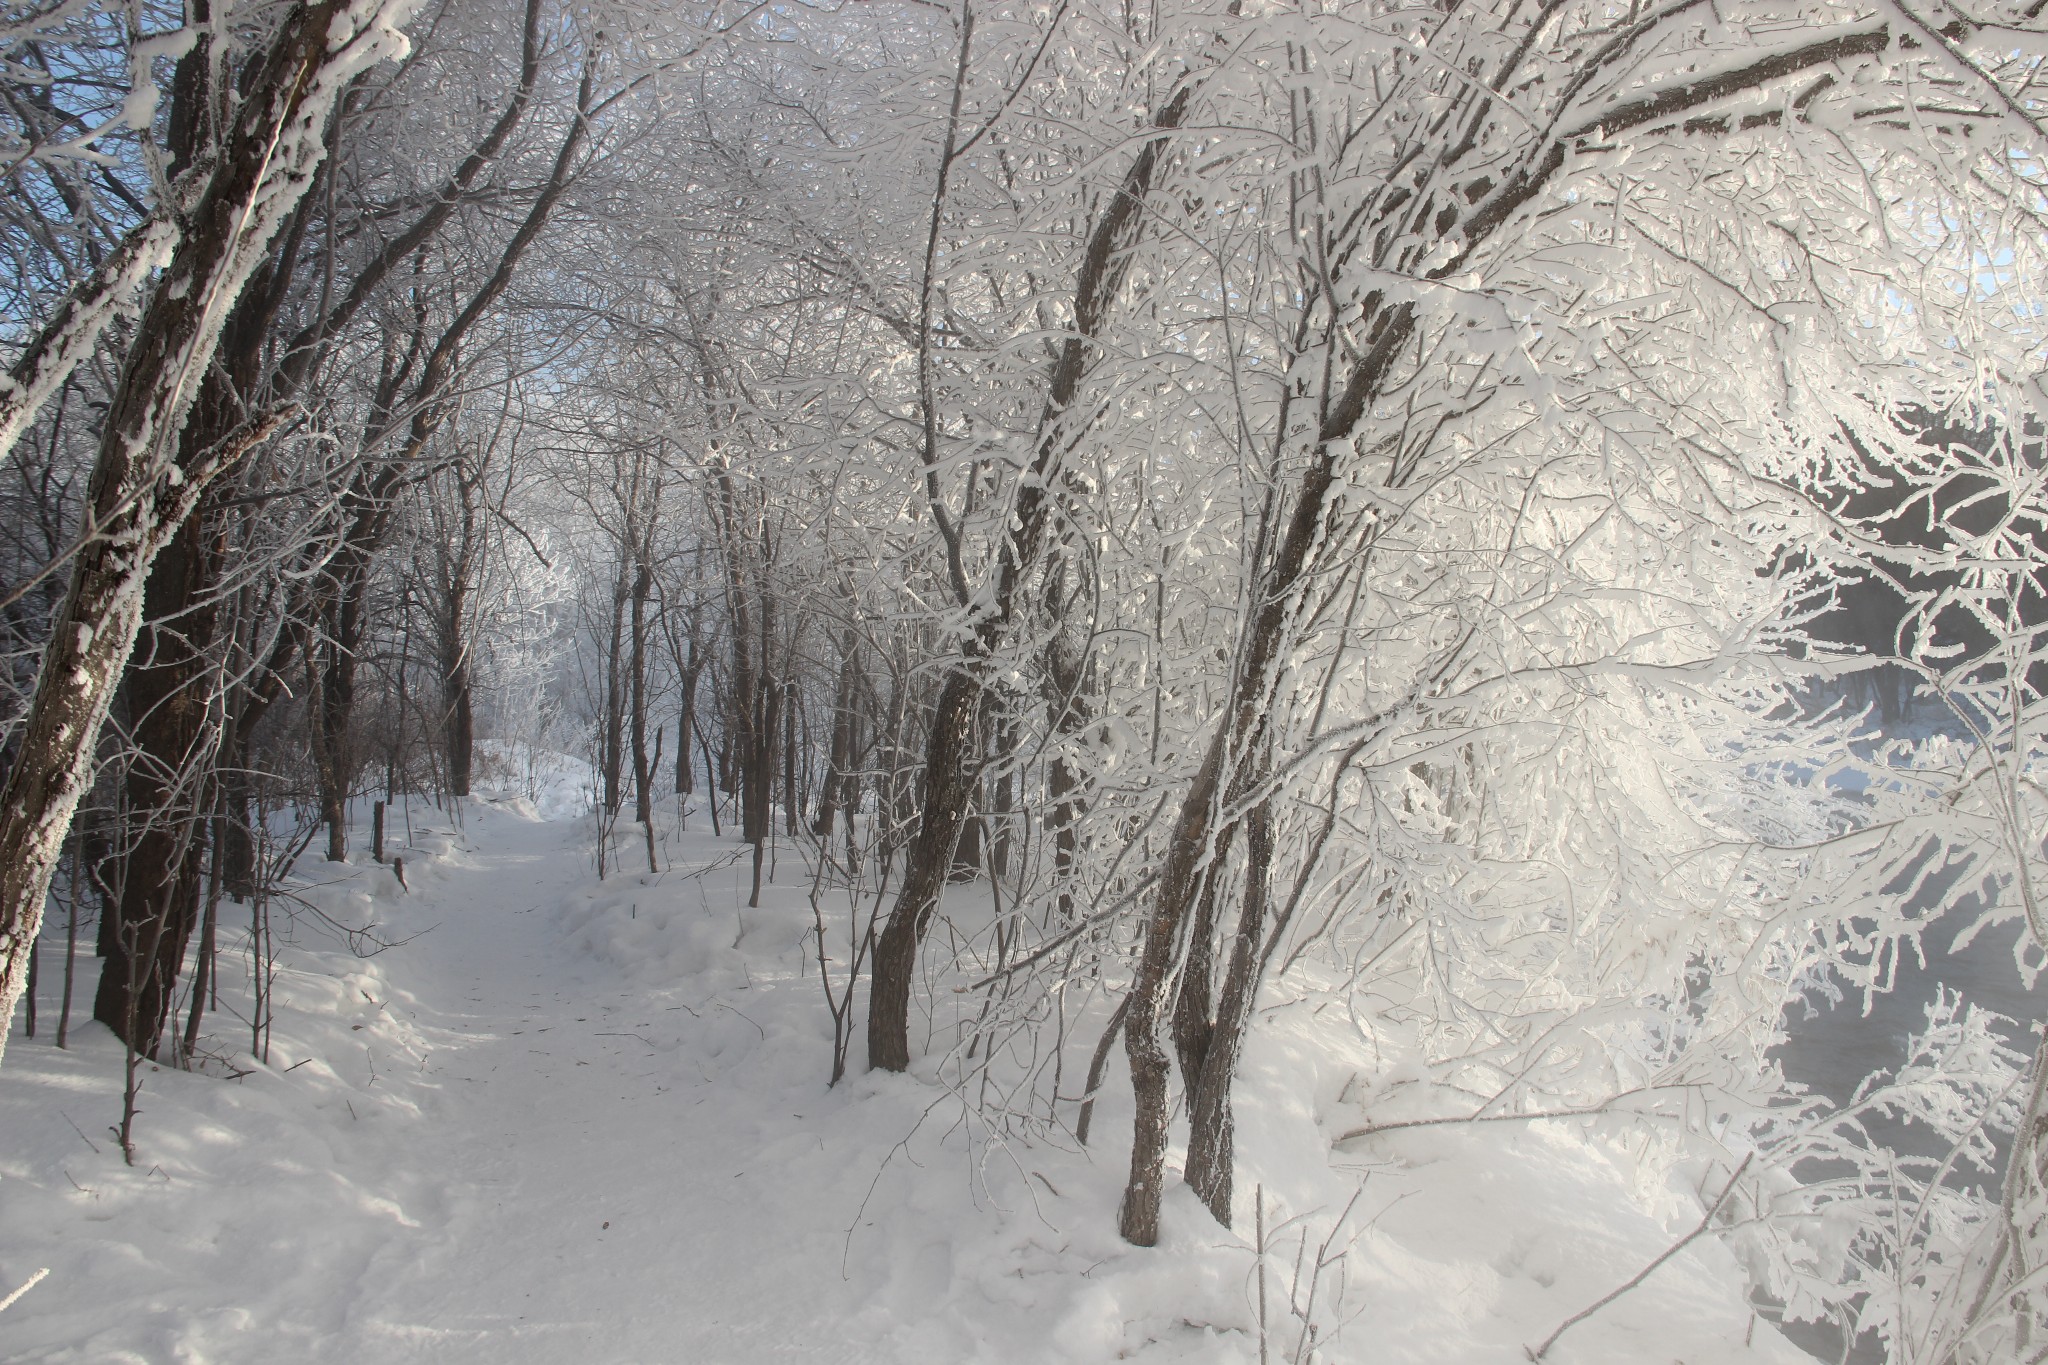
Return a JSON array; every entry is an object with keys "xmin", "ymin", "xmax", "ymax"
[
  {"xmin": 312, "ymin": 582, "xmax": 360, "ymax": 862},
  {"xmin": 630, "ymin": 558, "xmax": 653, "ymax": 829},
  {"xmin": 94, "ymin": 516, "xmax": 221, "ymax": 1055},
  {"xmin": 1183, "ymin": 796, "xmax": 1271, "ymax": 1224},
  {"xmin": 1120, "ymin": 304, "xmax": 1417, "ymax": 1247},
  {"xmin": 783, "ymin": 680, "xmax": 799, "ymax": 838},
  {"xmin": 601, "ymin": 570, "xmax": 628, "ymax": 812},
  {"xmin": 443, "ymin": 576, "xmax": 473, "ymax": 798},
  {"xmin": 865, "ymin": 667, "xmax": 979, "ymax": 1072},
  {"xmin": 863, "ymin": 86, "xmax": 1193, "ymax": 1073},
  {"xmin": 676, "ymin": 636, "xmax": 700, "ymax": 796},
  {"xmin": 94, "ymin": 127, "xmax": 311, "ymax": 1042},
  {"xmin": 813, "ymin": 632, "xmax": 857, "ymax": 837}
]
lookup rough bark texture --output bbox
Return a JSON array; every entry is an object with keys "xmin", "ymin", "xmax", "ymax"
[
  {"xmin": 94, "ymin": 516, "xmax": 221, "ymax": 1055},
  {"xmin": 96, "ymin": 143, "xmax": 310, "ymax": 1048},
  {"xmin": 1183, "ymin": 796, "xmax": 1270, "ymax": 1222},
  {"xmin": 865, "ymin": 667, "xmax": 981, "ymax": 1071}
]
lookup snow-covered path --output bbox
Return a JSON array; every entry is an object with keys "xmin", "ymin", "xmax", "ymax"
[
  {"xmin": 2, "ymin": 802, "xmax": 1032, "ymax": 1364},
  {"xmin": 3, "ymin": 797, "xmax": 1814, "ymax": 1364},
  {"xmin": 323, "ymin": 809, "xmax": 918, "ymax": 1363}
]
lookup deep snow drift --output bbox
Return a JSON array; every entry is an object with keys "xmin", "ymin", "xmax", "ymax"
[{"xmin": 2, "ymin": 790, "xmax": 1808, "ymax": 1363}]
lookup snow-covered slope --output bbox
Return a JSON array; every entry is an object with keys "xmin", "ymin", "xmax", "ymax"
[{"xmin": 1, "ymin": 795, "xmax": 1807, "ymax": 1362}]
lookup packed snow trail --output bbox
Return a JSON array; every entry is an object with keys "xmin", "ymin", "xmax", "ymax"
[
  {"xmin": 2, "ymin": 796, "xmax": 1810, "ymax": 1363},
  {"xmin": 1, "ymin": 802, "xmax": 1017, "ymax": 1362}
]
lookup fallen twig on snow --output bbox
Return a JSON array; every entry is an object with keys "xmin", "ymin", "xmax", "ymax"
[
  {"xmin": 1524, "ymin": 1152, "xmax": 1753, "ymax": 1361},
  {"xmin": 0, "ymin": 1267, "xmax": 50, "ymax": 1314}
]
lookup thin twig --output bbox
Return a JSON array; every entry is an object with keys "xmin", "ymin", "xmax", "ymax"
[
  {"xmin": 1334, "ymin": 1084, "xmax": 1702, "ymax": 1143},
  {"xmin": 1525, "ymin": 1153, "xmax": 1754, "ymax": 1361}
]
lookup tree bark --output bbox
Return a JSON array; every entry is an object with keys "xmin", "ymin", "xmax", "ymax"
[
  {"xmin": 0, "ymin": 0, "xmax": 410, "ymax": 1062},
  {"xmin": 93, "ymin": 516, "xmax": 221, "ymax": 1055},
  {"xmin": 1118, "ymin": 302, "xmax": 1418, "ymax": 1247},
  {"xmin": 443, "ymin": 573, "xmax": 474, "ymax": 799},
  {"xmin": 676, "ymin": 633, "xmax": 700, "ymax": 797}
]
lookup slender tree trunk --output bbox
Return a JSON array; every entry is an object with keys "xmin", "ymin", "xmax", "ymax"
[
  {"xmin": 601, "ymin": 567, "xmax": 628, "ymax": 812},
  {"xmin": 864, "ymin": 85, "xmax": 1194, "ymax": 1072},
  {"xmin": 1119, "ymin": 303, "xmax": 1419, "ymax": 1247},
  {"xmin": 814, "ymin": 632, "xmax": 857, "ymax": 837},
  {"xmin": 630, "ymin": 554, "xmax": 657, "ymax": 873},
  {"xmin": 443, "ymin": 573, "xmax": 474, "ymax": 798},
  {"xmin": 631, "ymin": 557, "xmax": 653, "ymax": 829},
  {"xmin": 180, "ymin": 809, "xmax": 225, "ymax": 1062},
  {"xmin": 312, "ymin": 587, "xmax": 360, "ymax": 861},
  {"xmin": 676, "ymin": 636, "xmax": 700, "ymax": 797},
  {"xmin": 700, "ymin": 723, "xmax": 722, "ymax": 839},
  {"xmin": 783, "ymin": 680, "xmax": 799, "ymax": 839}
]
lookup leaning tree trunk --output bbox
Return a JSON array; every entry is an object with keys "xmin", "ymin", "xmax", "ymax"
[
  {"xmin": 1113, "ymin": 12, "xmax": 1893, "ymax": 1245},
  {"xmin": 1120, "ymin": 303, "xmax": 1419, "ymax": 1247},
  {"xmin": 864, "ymin": 83, "xmax": 1194, "ymax": 1073},
  {"xmin": 95, "ymin": 157, "xmax": 316, "ymax": 1047},
  {"xmin": 0, "ymin": 0, "xmax": 414, "ymax": 1065}
]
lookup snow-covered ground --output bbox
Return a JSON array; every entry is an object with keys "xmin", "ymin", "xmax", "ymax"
[{"xmin": 2, "ymin": 787, "xmax": 1809, "ymax": 1363}]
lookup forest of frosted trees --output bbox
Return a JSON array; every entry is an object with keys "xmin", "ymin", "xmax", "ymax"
[{"xmin": 6, "ymin": 0, "xmax": 2048, "ymax": 1360}]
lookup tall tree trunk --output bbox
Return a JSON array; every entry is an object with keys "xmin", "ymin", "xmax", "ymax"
[
  {"xmin": 443, "ymin": 578, "xmax": 474, "ymax": 799},
  {"xmin": 866, "ymin": 668, "xmax": 980, "ymax": 1071},
  {"xmin": 1119, "ymin": 303, "xmax": 1419, "ymax": 1247},
  {"xmin": 1183, "ymin": 795, "xmax": 1271, "ymax": 1224},
  {"xmin": 813, "ymin": 631, "xmax": 857, "ymax": 837},
  {"xmin": 601, "ymin": 567, "xmax": 628, "ymax": 812},
  {"xmin": 676, "ymin": 635, "xmax": 700, "ymax": 797},
  {"xmin": 101, "ymin": 150, "xmax": 317, "ymax": 1010},
  {"xmin": 744, "ymin": 586, "xmax": 779, "ymax": 907},
  {"xmin": 631, "ymin": 557, "xmax": 653, "ymax": 829},
  {"xmin": 94, "ymin": 515, "xmax": 222, "ymax": 1055},
  {"xmin": 312, "ymin": 564, "xmax": 368, "ymax": 861},
  {"xmin": 864, "ymin": 84, "xmax": 1194, "ymax": 1073},
  {"xmin": 0, "ymin": 0, "xmax": 410, "ymax": 1061},
  {"xmin": 783, "ymin": 679, "xmax": 800, "ymax": 839}
]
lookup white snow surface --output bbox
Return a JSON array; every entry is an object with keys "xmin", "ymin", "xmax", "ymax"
[{"xmin": 1, "ymin": 790, "xmax": 1811, "ymax": 1363}]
